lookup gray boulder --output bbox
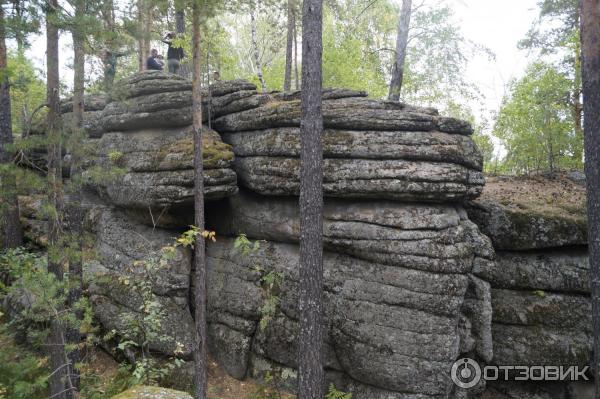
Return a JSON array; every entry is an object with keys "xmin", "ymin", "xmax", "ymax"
[
  {"xmin": 213, "ymin": 97, "xmax": 473, "ymax": 135},
  {"xmin": 466, "ymin": 200, "xmax": 587, "ymax": 251},
  {"xmin": 89, "ymin": 126, "xmax": 237, "ymax": 211},
  {"xmin": 474, "ymin": 250, "xmax": 589, "ymax": 293},
  {"xmin": 86, "ymin": 205, "xmax": 195, "ymax": 358}
]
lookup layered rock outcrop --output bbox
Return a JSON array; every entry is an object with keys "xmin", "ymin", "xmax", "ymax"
[
  {"xmin": 467, "ymin": 176, "xmax": 592, "ymax": 397},
  {"xmin": 205, "ymin": 191, "xmax": 494, "ymax": 397},
  {"xmin": 18, "ymin": 72, "xmax": 591, "ymax": 398},
  {"xmin": 216, "ymin": 97, "xmax": 484, "ymax": 201}
]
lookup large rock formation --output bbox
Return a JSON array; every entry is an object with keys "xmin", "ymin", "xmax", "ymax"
[{"xmin": 18, "ymin": 72, "xmax": 591, "ymax": 399}]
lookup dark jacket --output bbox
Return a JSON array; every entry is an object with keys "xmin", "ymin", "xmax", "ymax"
[
  {"xmin": 164, "ymin": 40, "xmax": 184, "ymax": 61},
  {"xmin": 146, "ymin": 56, "xmax": 163, "ymax": 71}
]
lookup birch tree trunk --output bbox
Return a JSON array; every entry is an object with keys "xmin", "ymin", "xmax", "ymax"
[
  {"xmin": 388, "ymin": 0, "xmax": 412, "ymax": 101},
  {"xmin": 580, "ymin": 0, "xmax": 600, "ymax": 395},
  {"xmin": 192, "ymin": 1, "xmax": 208, "ymax": 398},
  {"xmin": 251, "ymin": 5, "xmax": 267, "ymax": 93},
  {"xmin": 0, "ymin": 3, "xmax": 23, "ymax": 249},
  {"xmin": 298, "ymin": 0, "xmax": 324, "ymax": 398},
  {"xmin": 284, "ymin": 0, "xmax": 295, "ymax": 92}
]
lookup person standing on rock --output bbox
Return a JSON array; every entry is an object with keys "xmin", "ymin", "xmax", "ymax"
[
  {"xmin": 146, "ymin": 49, "xmax": 164, "ymax": 71},
  {"xmin": 162, "ymin": 32, "xmax": 185, "ymax": 74}
]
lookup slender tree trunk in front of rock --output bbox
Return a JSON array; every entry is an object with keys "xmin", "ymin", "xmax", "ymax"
[
  {"xmin": 581, "ymin": 0, "xmax": 600, "ymax": 395},
  {"xmin": 191, "ymin": 2, "xmax": 207, "ymax": 398},
  {"xmin": 46, "ymin": 1, "xmax": 68, "ymax": 398},
  {"xmin": 250, "ymin": 5, "xmax": 267, "ymax": 93},
  {"xmin": 0, "ymin": 3, "xmax": 23, "ymax": 249},
  {"xmin": 388, "ymin": 0, "xmax": 412, "ymax": 101},
  {"xmin": 284, "ymin": 0, "xmax": 295, "ymax": 92},
  {"xmin": 298, "ymin": 0, "xmax": 324, "ymax": 398},
  {"xmin": 66, "ymin": 1, "xmax": 86, "ymax": 394}
]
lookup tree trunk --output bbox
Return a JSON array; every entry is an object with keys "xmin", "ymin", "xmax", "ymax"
[
  {"xmin": 294, "ymin": 17, "xmax": 299, "ymax": 90},
  {"xmin": 580, "ymin": 0, "xmax": 600, "ymax": 395},
  {"xmin": 101, "ymin": 0, "xmax": 117, "ymax": 91},
  {"xmin": 66, "ymin": 1, "xmax": 86, "ymax": 395},
  {"xmin": 298, "ymin": 0, "xmax": 324, "ymax": 398},
  {"xmin": 192, "ymin": 2, "xmax": 207, "ymax": 399},
  {"xmin": 137, "ymin": 0, "xmax": 149, "ymax": 71},
  {"xmin": 13, "ymin": 0, "xmax": 25, "ymax": 53},
  {"xmin": 388, "ymin": 0, "xmax": 412, "ymax": 101},
  {"xmin": 250, "ymin": 6, "xmax": 267, "ymax": 93},
  {"xmin": 284, "ymin": 0, "xmax": 295, "ymax": 92},
  {"xmin": 46, "ymin": 1, "xmax": 68, "ymax": 398},
  {"xmin": 0, "ymin": 3, "xmax": 23, "ymax": 249}
]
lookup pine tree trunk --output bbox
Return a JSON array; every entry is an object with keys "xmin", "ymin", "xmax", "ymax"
[
  {"xmin": 46, "ymin": 1, "xmax": 68, "ymax": 398},
  {"xmin": 284, "ymin": 0, "xmax": 295, "ymax": 92},
  {"xmin": 298, "ymin": 0, "xmax": 324, "ymax": 398},
  {"xmin": 580, "ymin": 0, "xmax": 600, "ymax": 395},
  {"xmin": 0, "ymin": 3, "xmax": 23, "ymax": 249},
  {"xmin": 388, "ymin": 0, "xmax": 412, "ymax": 101},
  {"xmin": 192, "ymin": 2, "xmax": 207, "ymax": 398},
  {"xmin": 66, "ymin": 1, "xmax": 86, "ymax": 395},
  {"xmin": 250, "ymin": 7, "xmax": 267, "ymax": 93}
]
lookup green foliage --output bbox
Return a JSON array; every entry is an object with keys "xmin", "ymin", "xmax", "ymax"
[
  {"xmin": 6, "ymin": 51, "xmax": 46, "ymax": 137},
  {"xmin": 103, "ymin": 243, "xmax": 185, "ymax": 385},
  {"xmin": 0, "ymin": 326, "xmax": 49, "ymax": 399},
  {"xmin": 325, "ymin": 384, "xmax": 352, "ymax": 399},
  {"xmin": 79, "ymin": 363, "xmax": 138, "ymax": 399},
  {"xmin": 493, "ymin": 62, "xmax": 580, "ymax": 174},
  {"xmin": 234, "ymin": 235, "xmax": 283, "ymax": 331},
  {"xmin": 250, "ymin": 365, "xmax": 297, "ymax": 399}
]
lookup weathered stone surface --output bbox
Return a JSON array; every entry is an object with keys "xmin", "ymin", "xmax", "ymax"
[
  {"xmin": 206, "ymin": 238, "xmax": 473, "ymax": 397},
  {"xmin": 57, "ymin": 94, "xmax": 108, "ymax": 138},
  {"xmin": 232, "ymin": 157, "xmax": 483, "ymax": 201},
  {"xmin": 111, "ymin": 386, "xmax": 192, "ymax": 399},
  {"xmin": 491, "ymin": 323, "xmax": 590, "ymax": 367},
  {"xmin": 209, "ymin": 190, "xmax": 484, "ymax": 274},
  {"xmin": 204, "ymin": 190, "xmax": 494, "ymax": 398},
  {"xmin": 86, "ymin": 206, "xmax": 195, "ymax": 357},
  {"xmin": 213, "ymin": 97, "xmax": 473, "ymax": 135},
  {"xmin": 466, "ymin": 200, "xmax": 587, "ymax": 251},
  {"xmin": 101, "ymin": 72, "xmax": 260, "ymax": 132},
  {"xmin": 492, "ymin": 289, "xmax": 590, "ymax": 329},
  {"xmin": 272, "ymin": 87, "xmax": 369, "ymax": 101},
  {"xmin": 222, "ymin": 128, "xmax": 482, "ymax": 169},
  {"xmin": 89, "ymin": 126, "xmax": 237, "ymax": 209},
  {"xmin": 474, "ymin": 250, "xmax": 589, "ymax": 293}
]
